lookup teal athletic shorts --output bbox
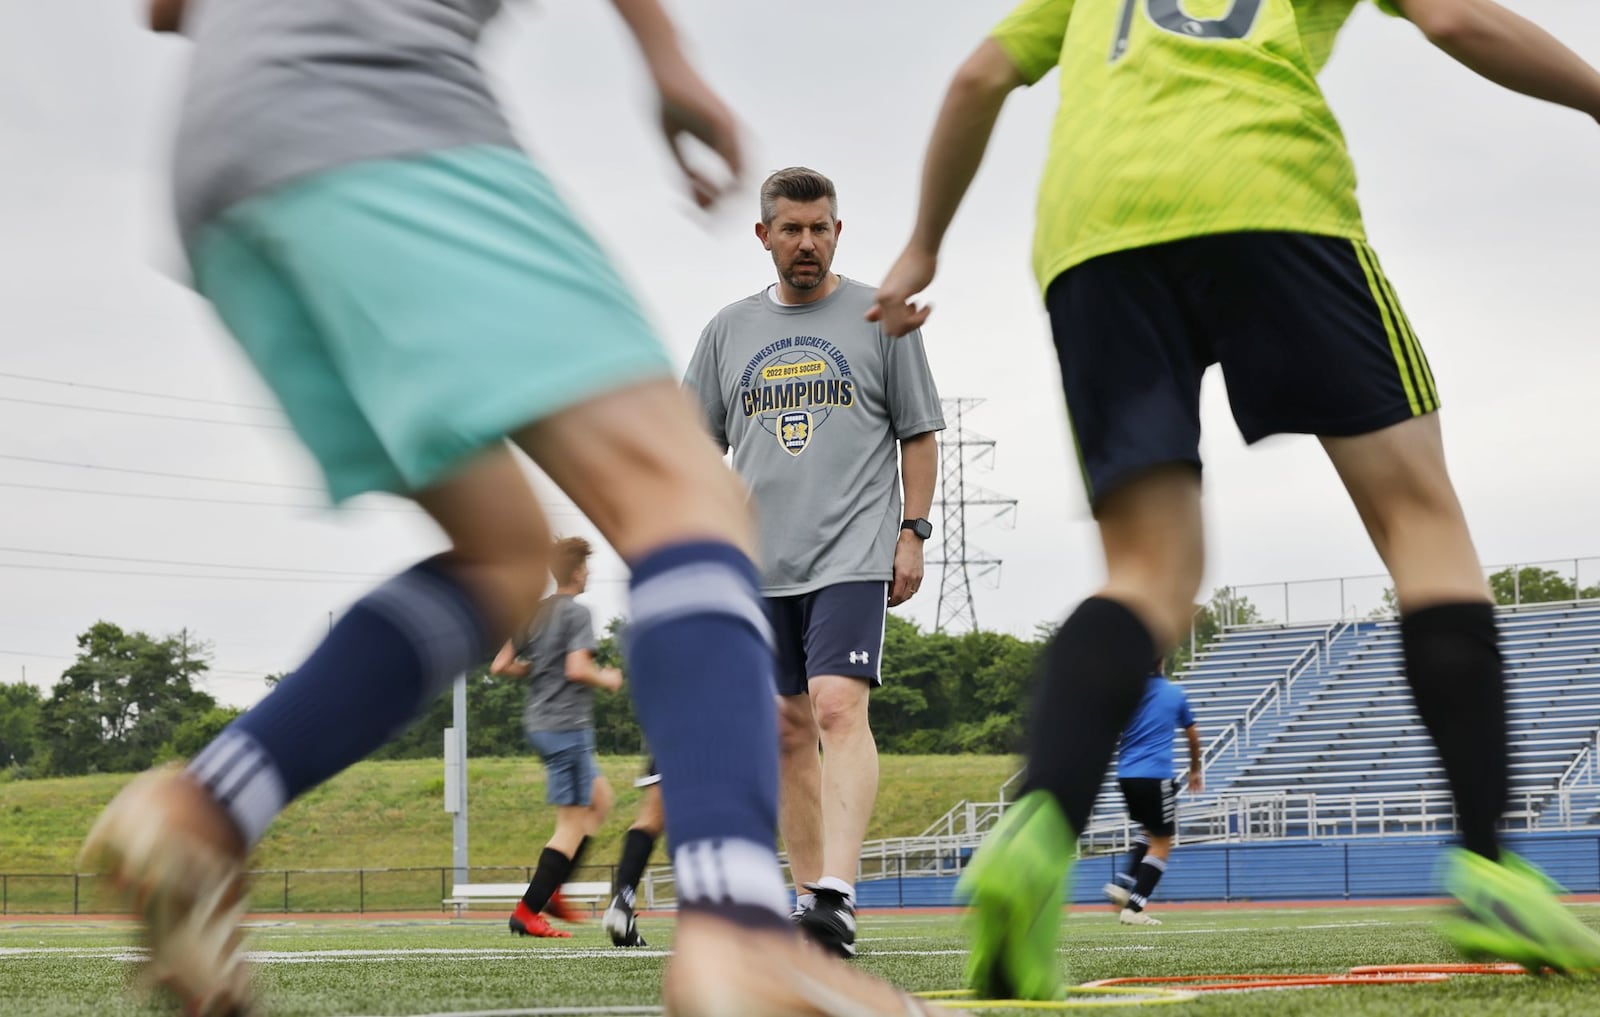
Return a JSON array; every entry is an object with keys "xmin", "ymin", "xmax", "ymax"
[{"xmin": 188, "ymin": 145, "xmax": 673, "ymax": 502}]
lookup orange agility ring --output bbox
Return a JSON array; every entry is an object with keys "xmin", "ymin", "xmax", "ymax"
[
  {"xmin": 1081, "ymin": 971, "xmax": 1450, "ymax": 992},
  {"xmin": 1347, "ymin": 963, "xmax": 1534, "ymax": 976}
]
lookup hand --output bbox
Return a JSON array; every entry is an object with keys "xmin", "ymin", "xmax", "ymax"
[
  {"xmin": 867, "ymin": 245, "xmax": 937, "ymax": 338},
  {"xmin": 889, "ymin": 530, "xmax": 926, "ymax": 607},
  {"xmin": 149, "ymin": 0, "xmax": 186, "ymax": 31},
  {"xmin": 1188, "ymin": 773, "xmax": 1204, "ymax": 794},
  {"xmin": 651, "ymin": 58, "xmax": 743, "ymax": 210},
  {"xmin": 599, "ymin": 667, "xmax": 625, "ymax": 693}
]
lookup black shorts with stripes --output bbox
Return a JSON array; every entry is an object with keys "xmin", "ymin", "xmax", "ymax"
[
  {"xmin": 1119, "ymin": 777, "xmax": 1179, "ymax": 838},
  {"xmin": 1045, "ymin": 231, "xmax": 1438, "ymax": 507}
]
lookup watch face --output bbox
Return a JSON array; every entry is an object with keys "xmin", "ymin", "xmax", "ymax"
[{"xmin": 906, "ymin": 518, "xmax": 932, "ymax": 540}]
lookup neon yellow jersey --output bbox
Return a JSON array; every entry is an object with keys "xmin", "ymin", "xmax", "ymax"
[{"xmin": 991, "ymin": 0, "xmax": 1401, "ymax": 292}]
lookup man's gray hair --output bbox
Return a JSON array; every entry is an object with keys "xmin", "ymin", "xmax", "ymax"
[{"xmin": 759, "ymin": 167, "xmax": 838, "ymax": 224}]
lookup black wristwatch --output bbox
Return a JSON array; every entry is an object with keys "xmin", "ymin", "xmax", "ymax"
[{"xmin": 901, "ymin": 517, "xmax": 933, "ymax": 541}]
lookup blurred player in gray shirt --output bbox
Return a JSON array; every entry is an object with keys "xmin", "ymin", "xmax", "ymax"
[
  {"xmin": 84, "ymin": 5, "xmax": 967, "ymax": 1016},
  {"xmin": 685, "ymin": 167, "xmax": 945, "ymax": 957},
  {"xmin": 491, "ymin": 537, "xmax": 621, "ymax": 939}
]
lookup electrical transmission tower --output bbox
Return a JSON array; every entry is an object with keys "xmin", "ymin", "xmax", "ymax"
[{"xmin": 930, "ymin": 398, "xmax": 1018, "ymax": 633}]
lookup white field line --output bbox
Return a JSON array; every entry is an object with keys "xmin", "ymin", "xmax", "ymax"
[
  {"xmin": 347, "ymin": 1009, "xmax": 663, "ymax": 1017},
  {"xmin": 0, "ymin": 944, "xmax": 991, "ymax": 963},
  {"xmin": 0, "ymin": 946, "xmax": 670, "ymax": 963}
]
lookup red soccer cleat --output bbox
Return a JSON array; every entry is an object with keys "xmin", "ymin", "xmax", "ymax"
[
  {"xmin": 509, "ymin": 901, "xmax": 571, "ymax": 938},
  {"xmin": 544, "ymin": 889, "xmax": 582, "ymax": 923}
]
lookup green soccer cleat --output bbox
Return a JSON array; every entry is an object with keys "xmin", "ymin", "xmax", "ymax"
[
  {"xmin": 955, "ymin": 791, "xmax": 1075, "ymax": 1000},
  {"xmin": 1438, "ymin": 847, "xmax": 1600, "ymax": 974}
]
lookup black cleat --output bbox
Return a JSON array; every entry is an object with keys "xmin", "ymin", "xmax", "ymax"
[
  {"xmin": 796, "ymin": 883, "xmax": 856, "ymax": 958},
  {"xmin": 603, "ymin": 893, "xmax": 648, "ymax": 948}
]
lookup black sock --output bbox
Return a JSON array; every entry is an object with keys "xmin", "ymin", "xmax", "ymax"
[
  {"xmin": 1127, "ymin": 856, "xmax": 1167, "ymax": 912},
  {"xmin": 1400, "ymin": 602, "xmax": 1507, "ymax": 861},
  {"xmin": 1119, "ymin": 837, "xmax": 1150, "ymax": 886},
  {"xmin": 522, "ymin": 847, "xmax": 575, "ymax": 912},
  {"xmin": 615, "ymin": 828, "xmax": 657, "ymax": 905},
  {"xmin": 568, "ymin": 836, "xmax": 592, "ymax": 880},
  {"xmin": 1022, "ymin": 597, "xmax": 1157, "ymax": 833}
]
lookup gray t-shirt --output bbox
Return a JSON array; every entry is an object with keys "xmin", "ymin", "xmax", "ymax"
[
  {"xmin": 684, "ymin": 277, "xmax": 945, "ymax": 596},
  {"xmin": 517, "ymin": 595, "xmax": 598, "ymax": 734},
  {"xmin": 173, "ymin": 0, "xmax": 518, "ymax": 239}
]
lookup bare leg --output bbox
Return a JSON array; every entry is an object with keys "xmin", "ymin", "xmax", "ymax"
[
  {"xmin": 810, "ymin": 675, "xmax": 877, "ymax": 886},
  {"xmin": 777, "ymin": 694, "xmax": 824, "ymax": 891},
  {"xmin": 1319, "ymin": 414, "xmax": 1487, "ymax": 608}
]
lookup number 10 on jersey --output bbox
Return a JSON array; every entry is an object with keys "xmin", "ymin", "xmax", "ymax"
[{"xmin": 1111, "ymin": 0, "xmax": 1266, "ymax": 61}]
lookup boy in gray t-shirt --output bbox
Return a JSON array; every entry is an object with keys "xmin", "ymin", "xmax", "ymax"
[{"xmin": 491, "ymin": 538, "xmax": 621, "ymax": 939}]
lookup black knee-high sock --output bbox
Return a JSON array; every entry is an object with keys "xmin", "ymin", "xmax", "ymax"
[
  {"xmin": 1118, "ymin": 836, "xmax": 1150, "ymax": 887},
  {"xmin": 615, "ymin": 828, "xmax": 657, "ymax": 904},
  {"xmin": 568, "ymin": 836, "xmax": 592, "ymax": 879},
  {"xmin": 1127, "ymin": 856, "xmax": 1168, "ymax": 912},
  {"xmin": 1400, "ymin": 602, "xmax": 1507, "ymax": 861},
  {"xmin": 522, "ymin": 847, "xmax": 575, "ymax": 912},
  {"xmin": 1021, "ymin": 597, "xmax": 1158, "ymax": 834}
]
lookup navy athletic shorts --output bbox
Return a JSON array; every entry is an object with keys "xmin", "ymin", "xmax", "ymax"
[
  {"xmin": 1046, "ymin": 232, "xmax": 1439, "ymax": 506},
  {"xmin": 1119, "ymin": 777, "xmax": 1180, "ymax": 838},
  {"xmin": 766, "ymin": 580, "xmax": 889, "ymax": 697}
]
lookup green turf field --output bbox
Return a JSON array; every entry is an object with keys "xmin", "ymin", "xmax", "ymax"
[{"xmin": 4, "ymin": 904, "xmax": 1599, "ymax": 1016}]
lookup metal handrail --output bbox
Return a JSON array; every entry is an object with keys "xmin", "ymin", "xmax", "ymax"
[{"xmin": 1559, "ymin": 734, "xmax": 1600, "ymax": 789}]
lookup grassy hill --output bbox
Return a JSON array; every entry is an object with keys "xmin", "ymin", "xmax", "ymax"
[{"xmin": 0, "ymin": 755, "xmax": 1017, "ymax": 911}]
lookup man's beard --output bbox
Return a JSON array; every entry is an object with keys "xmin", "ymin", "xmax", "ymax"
[{"xmin": 782, "ymin": 261, "xmax": 825, "ymax": 290}]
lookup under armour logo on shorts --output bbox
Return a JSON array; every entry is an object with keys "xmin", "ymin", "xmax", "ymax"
[{"xmin": 849, "ymin": 650, "xmax": 870, "ymax": 665}]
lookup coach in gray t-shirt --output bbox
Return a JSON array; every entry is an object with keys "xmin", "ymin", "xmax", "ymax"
[{"xmin": 684, "ymin": 167, "xmax": 944, "ymax": 958}]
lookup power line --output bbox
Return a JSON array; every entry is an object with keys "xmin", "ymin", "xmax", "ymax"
[
  {"xmin": 0, "ymin": 370, "xmax": 281, "ymax": 412},
  {"xmin": 0, "ymin": 395, "xmax": 293, "ymax": 430},
  {"xmin": 0, "ymin": 453, "xmax": 325, "ymax": 491},
  {"xmin": 0, "ymin": 545, "xmax": 390, "ymax": 578},
  {"xmin": 0, "ymin": 457, "xmax": 587, "ymax": 516},
  {"xmin": 0, "ymin": 479, "xmax": 417, "ymax": 513},
  {"xmin": 0, "ymin": 562, "xmax": 367, "ymax": 584}
]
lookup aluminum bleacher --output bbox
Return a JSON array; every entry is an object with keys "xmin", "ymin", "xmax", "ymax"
[{"xmin": 1080, "ymin": 602, "xmax": 1600, "ymax": 847}]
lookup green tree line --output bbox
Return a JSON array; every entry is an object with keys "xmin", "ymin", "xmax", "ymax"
[
  {"xmin": 5, "ymin": 566, "xmax": 1586, "ymax": 779},
  {"xmin": 0, "ymin": 614, "xmax": 1050, "ymax": 779}
]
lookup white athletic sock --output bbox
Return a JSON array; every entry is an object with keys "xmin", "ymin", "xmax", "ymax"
[{"xmin": 795, "ymin": 892, "xmax": 817, "ymax": 911}]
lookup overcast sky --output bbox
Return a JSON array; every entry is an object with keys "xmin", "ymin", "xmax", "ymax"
[{"xmin": 1, "ymin": 1, "xmax": 1597, "ymax": 708}]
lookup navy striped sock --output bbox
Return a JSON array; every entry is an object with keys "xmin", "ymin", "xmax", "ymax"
[
  {"xmin": 189, "ymin": 557, "xmax": 489, "ymax": 847},
  {"xmin": 624, "ymin": 541, "xmax": 788, "ymax": 919}
]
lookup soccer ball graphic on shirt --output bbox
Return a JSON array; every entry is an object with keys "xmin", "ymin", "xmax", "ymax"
[{"xmin": 742, "ymin": 344, "xmax": 855, "ymax": 457}]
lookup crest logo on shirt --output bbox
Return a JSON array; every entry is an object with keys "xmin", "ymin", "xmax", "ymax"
[
  {"xmin": 779, "ymin": 411, "xmax": 812, "ymax": 455},
  {"xmin": 738, "ymin": 336, "xmax": 856, "ymax": 458}
]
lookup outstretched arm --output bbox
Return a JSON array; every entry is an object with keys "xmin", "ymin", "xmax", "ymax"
[
  {"xmin": 1395, "ymin": 0, "xmax": 1600, "ymax": 121},
  {"xmin": 868, "ymin": 40, "xmax": 1027, "ymax": 338},
  {"xmin": 609, "ymin": 0, "xmax": 744, "ymax": 208}
]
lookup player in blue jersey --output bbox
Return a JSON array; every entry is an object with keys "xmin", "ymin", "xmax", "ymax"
[{"xmin": 1100, "ymin": 665, "xmax": 1200, "ymax": 926}]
